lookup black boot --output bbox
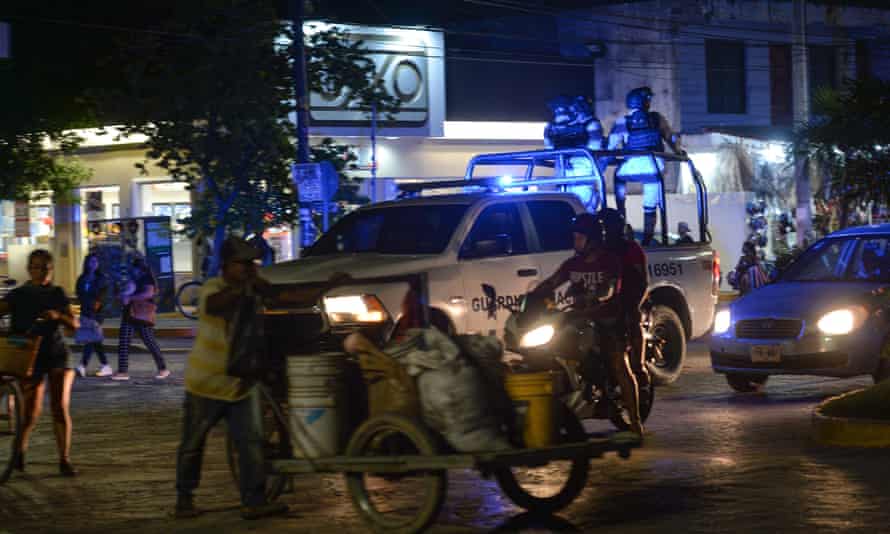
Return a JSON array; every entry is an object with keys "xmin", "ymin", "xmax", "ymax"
[{"xmin": 642, "ymin": 210, "xmax": 657, "ymax": 246}]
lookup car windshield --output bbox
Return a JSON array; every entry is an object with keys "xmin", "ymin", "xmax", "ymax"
[
  {"xmin": 782, "ymin": 236, "xmax": 890, "ymax": 283},
  {"xmin": 304, "ymin": 204, "xmax": 469, "ymax": 256}
]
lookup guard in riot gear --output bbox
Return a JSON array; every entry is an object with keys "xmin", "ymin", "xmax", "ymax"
[
  {"xmin": 545, "ymin": 95, "xmax": 606, "ymax": 210},
  {"xmin": 607, "ymin": 87, "xmax": 684, "ymax": 246}
]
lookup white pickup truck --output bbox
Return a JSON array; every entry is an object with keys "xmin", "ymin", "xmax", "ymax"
[{"xmin": 263, "ymin": 148, "xmax": 719, "ymax": 384}]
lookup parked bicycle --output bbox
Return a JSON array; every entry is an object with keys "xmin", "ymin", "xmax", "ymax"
[{"xmin": 175, "ymin": 279, "xmax": 203, "ymax": 320}]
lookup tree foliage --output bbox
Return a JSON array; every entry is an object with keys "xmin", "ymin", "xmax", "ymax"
[
  {"xmin": 0, "ymin": 3, "xmax": 108, "ymax": 200},
  {"xmin": 795, "ymin": 78, "xmax": 890, "ymax": 228},
  {"xmin": 112, "ymin": 0, "xmax": 295, "ymax": 273},
  {"xmin": 306, "ymin": 26, "xmax": 401, "ymax": 118}
]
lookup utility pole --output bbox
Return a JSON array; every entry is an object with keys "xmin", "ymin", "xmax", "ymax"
[
  {"xmin": 792, "ymin": 0, "xmax": 812, "ymax": 247},
  {"xmin": 291, "ymin": 0, "xmax": 311, "ymax": 257},
  {"xmin": 291, "ymin": 0, "xmax": 310, "ymax": 164}
]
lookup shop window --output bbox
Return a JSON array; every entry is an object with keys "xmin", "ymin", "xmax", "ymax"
[{"xmin": 706, "ymin": 40, "xmax": 747, "ymax": 114}]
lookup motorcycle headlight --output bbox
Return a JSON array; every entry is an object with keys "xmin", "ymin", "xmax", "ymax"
[
  {"xmin": 323, "ymin": 295, "xmax": 387, "ymax": 324},
  {"xmin": 817, "ymin": 307, "xmax": 867, "ymax": 335},
  {"xmin": 713, "ymin": 310, "xmax": 731, "ymax": 335},
  {"xmin": 520, "ymin": 324, "xmax": 555, "ymax": 348}
]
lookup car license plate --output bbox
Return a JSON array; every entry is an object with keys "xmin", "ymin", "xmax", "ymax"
[{"xmin": 750, "ymin": 345, "xmax": 781, "ymax": 363}]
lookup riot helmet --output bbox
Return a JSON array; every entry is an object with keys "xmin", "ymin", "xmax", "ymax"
[
  {"xmin": 626, "ymin": 86, "xmax": 654, "ymax": 111},
  {"xmin": 570, "ymin": 95, "xmax": 594, "ymax": 119}
]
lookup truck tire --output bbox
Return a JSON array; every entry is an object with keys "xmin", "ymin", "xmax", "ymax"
[{"xmin": 646, "ymin": 305, "xmax": 686, "ymax": 386}]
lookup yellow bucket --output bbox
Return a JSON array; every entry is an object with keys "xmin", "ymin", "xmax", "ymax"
[{"xmin": 504, "ymin": 371, "xmax": 555, "ymax": 448}]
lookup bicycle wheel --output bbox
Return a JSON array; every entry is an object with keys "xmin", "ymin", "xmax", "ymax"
[
  {"xmin": 226, "ymin": 389, "xmax": 292, "ymax": 502},
  {"xmin": 0, "ymin": 378, "xmax": 24, "ymax": 484},
  {"xmin": 175, "ymin": 281, "xmax": 203, "ymax": 320}
]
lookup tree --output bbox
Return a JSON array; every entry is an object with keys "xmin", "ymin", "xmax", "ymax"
[
  {"xmin": 0, "ymin": 4, "xmax": 110, "ymax": 200},
  {"xmin": 795, "ymin": 78, "xmax": 890, "ymax": 229},
  {"xmin": 112, "ymin": 0, "xmax": 296, "ymax": 275}
]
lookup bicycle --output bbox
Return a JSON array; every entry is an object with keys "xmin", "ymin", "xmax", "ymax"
[
  {"xmin": 175, "ymin": 279, "xmax": 203, "ymax": 320},
  {"xmin": 0, "ymin": 374, "xmax": 23, "ymax": 484}
]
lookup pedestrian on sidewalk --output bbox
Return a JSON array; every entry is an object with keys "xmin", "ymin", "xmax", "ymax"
[
  {"xmin": 112, "ymin": 257, "xmax": 168, "ymax": 381},
  {"xmin": 0, "ymin": 249, "xmax": 79, "ymax": 476},
  {"xmin": 75, "ymin": 253, "xmax": 112, "ymax": 377},
  {"xmin": 174, "ymin": 236, "xmax": 288, "ymax": 520}
]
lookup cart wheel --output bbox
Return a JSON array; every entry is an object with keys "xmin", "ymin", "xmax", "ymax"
[
  {"xmin": 226, "ymin": 392, "xmax": 291, "ymax": 502},
  {"xmin": 0, "ymin": 379, "xmax": 24, "ymax": 484},
  {"xmin": 494, "ymin": 405, "xmax": 589, "ymax": 514},
  {"xmin": 345, "ymin": 414, "xmax": 447, "ymax": 534}
]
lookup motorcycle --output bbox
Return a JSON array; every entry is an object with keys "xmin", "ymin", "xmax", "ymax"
[{"xmin": 503, "ymin": 289, "xmax": 654, "ymax": 431}]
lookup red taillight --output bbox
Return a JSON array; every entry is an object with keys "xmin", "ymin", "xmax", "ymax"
[{"xmin": 712, "ymin": 251, "xmax": 721, "ymax": 296}]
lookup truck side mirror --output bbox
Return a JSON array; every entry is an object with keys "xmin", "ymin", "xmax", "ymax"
[{"xmin": 495, "ymin": 234, "xmax": 513, "ymax": 255}]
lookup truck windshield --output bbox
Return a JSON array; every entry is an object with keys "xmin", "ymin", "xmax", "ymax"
[{"xmin": 304, "ymin": 204, "xmax": 469, "ymax": 256}]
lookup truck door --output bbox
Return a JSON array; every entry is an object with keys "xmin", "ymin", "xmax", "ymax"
[
  {"xmin": 526, "ymin": 199, "xmax": 580, "ymax": 304},
  {"xmin": 460, "ymin": 202, "xmax": 538, "ymax": 337}
]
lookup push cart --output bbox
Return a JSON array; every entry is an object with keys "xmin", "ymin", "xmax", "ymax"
[{"xmin": 226, "ymin": 274, "xmax": 642, "ymax": 533}]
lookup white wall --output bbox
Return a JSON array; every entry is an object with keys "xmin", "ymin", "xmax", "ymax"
[{"xmin": 624, "ymin": 191, "xmax": 750, "ymax": 290}]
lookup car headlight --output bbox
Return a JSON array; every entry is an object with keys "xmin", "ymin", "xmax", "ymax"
[
  {"xmin": 817, "ymin": 307, "xmax": 867, "ymax": 335},
  {"xmin": 713, "ymin": 310, "xmax": 731, "ymax": 335},
  {"xmin": 520, "ymin": 324, "xmax": 555, "ymax": 348},
  {"xmin": 323, "ymin": 295, "xmax": 387, "ymax": 324}
]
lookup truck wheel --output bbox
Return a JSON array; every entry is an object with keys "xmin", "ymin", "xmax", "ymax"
[
  {"xmin": 726, "ymin": 373, "xmax": 769, "ymax": 393},
  {"xmin": 646, "ymin": 305, "xmax": 686, "ymax": 386}
]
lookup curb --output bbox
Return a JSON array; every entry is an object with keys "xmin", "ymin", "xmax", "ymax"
[{"xmin": 812, "ymin": 390, "xmax": 890, "ymax": 448}]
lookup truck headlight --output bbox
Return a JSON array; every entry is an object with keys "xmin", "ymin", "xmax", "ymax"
[
  {"xmin": 817, "ymin": 307, "xmax": 866, "ymax": 335},
  {"xmin": 713, "ymin": 310, "xmax": 731, "ymax": 335},
  {"xmin": 323, "ymin": 295, "xmax": 387, "ymax": 324},
  {"xmin": 520, "ymin": 324, "xmax": 555, "ymax": 348}
]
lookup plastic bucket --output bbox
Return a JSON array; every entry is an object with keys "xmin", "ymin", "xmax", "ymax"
[
  {"xmin": 287, "ymin": 353, "xmax": 346, "ymax": 458},
  {"xmin": 504, "ymin": 371, "xmax": 555, "ymax": 449}
]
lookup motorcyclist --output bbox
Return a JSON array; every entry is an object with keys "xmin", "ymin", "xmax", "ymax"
[
  {"xmin": 531, "ymin": 212, "xmax": 644, "ymax": 436},
  {"xmin": 607, "ymin": 86, "xmax": 685, "ymax": 246},
  {"xmin": 599, "ymin": 208, "xmax": 650, "ymax": 393}
]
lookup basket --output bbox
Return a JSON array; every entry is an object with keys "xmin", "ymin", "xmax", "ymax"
[
  {"xmin": 0, "ymin": 335, "xmax": 41, "ymax": 378},
  {"xmin": 358, "ymin": 351, "xmax": 420, "ymax": 418}
]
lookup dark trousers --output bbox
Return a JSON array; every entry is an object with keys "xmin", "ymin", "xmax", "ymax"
[
  {"xmin": 175, "ymin": 389, "xmax": 267, "ymax": 507},
  {"xmin": 81, "ymin": 342, "xmax": 108, "ymax": 367},
  {"xmin": 117, "ymin": 319, "xmax": 166, "ymax": 373}
]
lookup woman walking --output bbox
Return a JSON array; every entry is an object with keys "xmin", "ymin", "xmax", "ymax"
[
  {"xmin": 75, "ymin": 253, "xmax": 112, "ymax": 377},
  {"xmin": 0, "ymin": 249, "xmax": 79, "ymax": 476},
  {"xmin": 112, "ymin": 257, "xmax": 169, "ymax": 381}
]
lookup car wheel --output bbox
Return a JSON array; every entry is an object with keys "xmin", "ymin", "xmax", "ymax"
[
  {"xmin": 726, "ymin": 373, "xmax": 769, "ymax": 393},
  {"xmin": 646, "ymin": 305, "xmax": 686, "ymax": 386}
]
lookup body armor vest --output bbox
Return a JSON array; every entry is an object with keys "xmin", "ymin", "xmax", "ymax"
[{"xmin": 625, "ymin": 110, "xmax": 663, "ymax": 152}]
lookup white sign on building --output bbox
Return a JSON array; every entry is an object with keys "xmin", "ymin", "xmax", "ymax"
[{"xmin": 304, "ymin": 22, "xmax": 445, "ymax": 138}]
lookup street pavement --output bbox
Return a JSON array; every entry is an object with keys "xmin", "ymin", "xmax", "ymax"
[{"xmin": 2, "ymin": 341, "xmax": 889, "ymax": 533}]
